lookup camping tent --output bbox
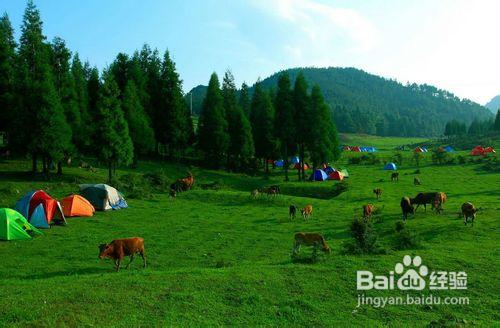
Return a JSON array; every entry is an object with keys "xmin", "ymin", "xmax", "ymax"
[
  {"xmin": 483, "ymin": 147, "xmax": 496, "ymax": 154},
  {"xmin": 384, "ymin": 163, "xmax": 397, "ymax": 170},
  {"xmin": 293, "ymin": 163, "xmax": 310, "ymax": 170},
  {"xmin": 328, "ymin": 171, "xmax": 344, "ymax": 181},
  {"xmin": 274, "ymin": 159, "xmax": 284, "ymax": 168},
  {"xmin": 61, "ymin": 195, "xmax": 95, "ymax": 217},
  {"xmin": 14, "ymin": 190, "xmax": 66, "ymax": 228},
  {"xmin": 351, "ymin": 146, "xmax": 361, "ymax": 152},
  {"xmin": 444, "ymin": 146, "xmax": 454, "ymax": 152},
  {"xmin": 340, "ymin": 169, "xmax": 349, "ymax": 178},
  {"xmin": 342, "ymin": 145, "xmax": 351, "ymax": 151},
  {"xmin": 290, "ymin": 156, "xmax": 300, "ymax": 164},
  {"xmin": 471, "ymin": 146, "xmax": 484, "ymax": 156},
  {"xmin": 79, "ymin": 184, "xmax": 127, "ymax": 211},
  {"xmin": 309, "ymin": 169, "xmax": 328, "ymax": 181},
  {"xmin": 0, "ymin": 208, "xmax": 42, "ymax": 240},
  {"xmin": 324, "ymin": 166, "xmax": 336, "ymax": 174},
  {"xmin": 414, "ymin": 147, "xmax": 424, "ymax": 153},
  {"xmin": 421, "ymin": 147, "xmax": 428, "ymax": 152}
]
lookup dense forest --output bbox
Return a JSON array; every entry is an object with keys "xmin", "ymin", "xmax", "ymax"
[
  {"xmin": 0, "ymin": 1, "xmax": 339, "ymax": 181},
  {"xmin": 187, "ymin": 67, "xmax": 493, "ymax": 137}
]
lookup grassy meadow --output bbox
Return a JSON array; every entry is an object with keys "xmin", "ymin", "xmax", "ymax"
[{"xmin": 0, "ymin": 136, "xmax": 498, "ymax": 327}]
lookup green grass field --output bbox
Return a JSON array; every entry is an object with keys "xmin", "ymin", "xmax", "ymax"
[{"xmin": 0, "ymin": 136, "xmax": 498, "ymax": 327}]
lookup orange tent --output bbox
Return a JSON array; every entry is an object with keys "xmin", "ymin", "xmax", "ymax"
[
  {"xmin": 294, "ymin": 163, "xmax": 310, "ymax": 170},
  {"xmin": 61, "ymin": 195, "xmax": 95, "ymax": 217},
  {"xmin": 328, "ymin": 171, "xmax": 344, "ymax": 181}
]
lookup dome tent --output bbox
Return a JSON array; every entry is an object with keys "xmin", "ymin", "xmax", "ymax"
[
  {"xmin": 14, "ymin": 190, "xmax": 66, "ymax": 228},
  {"xmin": 444, "ymin": 146, "xmax": 454, "ymax": 152},
  {"xmin": 61, "ymin": 195, "xmax": 95, "ymax": 217},
  {"xmin": 274, "ymin": 159, "xmax": 284, "ymax": 168},
  {"xmin": 290, "ymin": 156, "xmax": 300, "ymax": 164},
  {"xmin": 324, "ymin": 166, "xmax": 336, "ymax": 174},
  {"xmin": 328, "ymin": 171, "xmax": 344, "ymax": 181},
  {"xmin": 79, "ymin": 184, "xmax": 127, "ymax": 211},
  {"xmin": 309, "ymin": 169, "xmax": 328, "ymax": 181},
  {"xmin": 0, "ymin": 208, "xmax": 42, "ymax": 241},
  {"xmin": 384, "ymin": 163, "xmax": 397, "ymax": 170}
]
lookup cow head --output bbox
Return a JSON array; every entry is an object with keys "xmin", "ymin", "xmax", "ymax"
[
  {"xmin": 322, "ymin": 242, "xmax": 332, "ymax": 254},
  {"xmin": 98, "ymin": 243, "xmax": 113, "ymax": 259}
]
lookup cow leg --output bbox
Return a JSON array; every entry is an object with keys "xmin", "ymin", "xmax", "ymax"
[
  {"xmin": 115, "ymin": 259, "xmax": 121, "ymax": 272},
  {"xmin": 126, "ymin": 255, "xmax": 135, "ymax": 269},
  {"xmin": 140, "ymin": 251, "xmax": 147, "ymax": 268}
]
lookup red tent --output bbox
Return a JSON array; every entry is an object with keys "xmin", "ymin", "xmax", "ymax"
[
  {"xmin": 352, "ymin": 146, "xmax": 361, "ymax": 152},
  {"xmin": 328, "ymin": 171, "xmax": 344, "ymax": 181},
  {"xmin": 294, "ymin": 163, "xmax": 310, "ymax": 170},
  {"xmin": 471, "ymin": 146, "xmax": 484, "ymax": 156},
  {"xmin": 483, "ymin": 147, "xmax": 496, "ymax": 154},
  {"xmin": 414, "ymin": 147, "xmax": 424, "ymax": 153}
]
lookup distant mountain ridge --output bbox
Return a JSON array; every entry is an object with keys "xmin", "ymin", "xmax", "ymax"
[
  {"xmin": 485, "ymin": 95, "xmax": 500, "ymax": 114},
  {"xmin": 186, "ymin": 67, "xmax": 492, "ymax": 137}
]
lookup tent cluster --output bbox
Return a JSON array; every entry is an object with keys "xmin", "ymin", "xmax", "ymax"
[
  {"xmin": 414, "ymin": 147, "xmax": 429, "ymax": 153},
  {"xmin": 1, "ymin": 184, "xmax": 127, "ymax": 241},
  {"xmin": 470, "ymin": 146, "xmax": 496, "ymax": 156},
  {"xmin": 272, "ymin": 157, "xmax": 311, "ymax": 171},
  {"xmin": 342, "ymin": 145, "xmax": 377, "ymax": 152},
  {"xmin": 309, "ymin": 167, "xmax": 349, "ymax": 181}
]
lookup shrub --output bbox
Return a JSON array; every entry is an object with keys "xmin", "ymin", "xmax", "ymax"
[
  {"xmin": 343, "ymin": 218, "xmax": 384, "ymax": 254},
  {"xmin": 394, "ymin": 222, "xmax": 420, "ymax": 250}
]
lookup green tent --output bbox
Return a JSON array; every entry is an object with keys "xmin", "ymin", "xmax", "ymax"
[
  {"xmin": 0, "ymin": 208, "xmax": 42, "ymax": 241},
  {"xmin": 340, "ymin": 169, "xmax": 349, "ymax": 178}
]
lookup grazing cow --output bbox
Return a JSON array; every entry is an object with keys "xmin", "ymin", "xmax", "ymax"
[
  {"xmin": 289, "ymin": 205, "xmax": 298, "ymax": 220},
  {"xmin": 410, "ymin": 192, "xmax": 437, "ymax": 212},
  {"xmin": 292, "ymin": 232, "xmax": 331, "ymax": 256},
  {"xmin": 363, "ymin": 204, "xmax": 375, "ymax": 221},
  {"xmin": 263, "ymin": 187, "xmax": 277, "ymax": 197},
  {"xmin": 373, "ymin": 188, "xmax": 382, "ymax": 200},
  {"xmin": 391, "ymin": 172, "xmax": 399, "ymax": 182},
  {"xmin": 169, "ymin": 188, "xmax": 176, "ymax": 199},
  {"xmin": 98, "ymin": 237, "xmax": 146, "ymax": 272},
  {"xmin": 250, "ymin": 189, "xmax": 259, "ymax": 198},
  {"xmin": 414, "ymin": 177, "xmax": 421, "ymax": 185},
  {"xmin": 400, "ymin": 197, "xmax": 414, "ymax": 221},
  {"xmin": 172, "ymin": 172, "xmax": 195, "ymax": 193},
  {"xmin": 300, "ymin": 205, "xmax": 313, "ymax": 220},
  {"xmin": 432, "ymin": 192, "xmax": 447, "ymax": 213},
  {"xmin": 461, "ymin": 202, "xmax": 477, "ymax": 226},
  {"xmin": 269, "ymin": 185, "xmax": 281, "ymax": 195}
]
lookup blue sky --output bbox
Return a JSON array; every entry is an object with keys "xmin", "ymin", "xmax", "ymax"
[{"xmin": 2, "ymin": 0, "xmax": 499, "ymax": 104}]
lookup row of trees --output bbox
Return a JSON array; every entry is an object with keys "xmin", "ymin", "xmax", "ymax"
[
  {"xmin": 1, "ymin": 1, "xmax": 340, "ymax": 181},
  {"xmin": 198, "ymin": 71, "xmax": 340, "ymax": 180},
  {"xmin": 444, "ymin": 112, "xmax": 500, "ymax": 137}
]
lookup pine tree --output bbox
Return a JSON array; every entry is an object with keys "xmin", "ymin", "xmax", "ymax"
[
  {"xmin": 493, "ymin": 110, "xmax": 500, "ymax": 131},
  {"xmin": 198, "ymin": 73, "xmax": 229, "ymax": 168},
  {"xmin": 0, "ymin": 13, "xmax": 16, "ymax": 144},
  {"xmin": 95, "ymin": 70, "xmax": 133, "ymax": 182},
  {"xmin": 122, "ymin": 80, "xmax": 155, "ymax": 160},
  {"xmin": 222, "ymin": 70, "xmax": 254, "ymax": 171},
  {"xmin": 308, "ymin": 85, "xmax": 340, "ymax": 167},
  {"xmin": 274, "ymin": 73, "xmax": 295, "ymax": 181},
  {"xmin": 71, "ymin": 53, "xmax": 90, "ymax": 148},
  {"xmin": 239, "ymin": 82, "xmax": 251, "ymax": 118},
  {"xmin": 293, "ymin": 72, "xmax": 311, "ymax": 181},
  {"xmin": 110, "ymin": 52, "xmax": 129, "ymax": 98},
  {"xmin": 157, "ymin": 50, "xmax": 192, "ymax": 158},
  {"xmin": 250, "ymin": 81, "xmax": 277, "ymax": 174},
  {"xmin": 86, "ymin": 66, "xmax": 100, "ymax": 145},
  {"xmin": 17, "ymin": 0, "xmax": 72, "ymax": 175}
]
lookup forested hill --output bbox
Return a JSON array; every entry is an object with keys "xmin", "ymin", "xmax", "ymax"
[
  {"xmin": 187, "ymin": 67, "xmax": 492, "ymax": 137},
  {"xmin": 485, "ymin": 95, "xmax": 500, "ymax": 114}
]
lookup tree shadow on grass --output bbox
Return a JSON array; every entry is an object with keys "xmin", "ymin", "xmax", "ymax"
[{"xmin": 15, "ymin": 267, "xmax": 111, "ymax": 280}]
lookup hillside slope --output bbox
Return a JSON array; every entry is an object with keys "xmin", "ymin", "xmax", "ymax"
[
  {"xmin": 187, "ymin": 67, "xmax": 492, "ymax": 137},
  {"xmin": 485, "ymin": 95, "xmax": 500, "ymax": 114}
]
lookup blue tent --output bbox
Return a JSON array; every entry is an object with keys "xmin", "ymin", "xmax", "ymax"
[
  {"xmin": 367, "ymin": 147, "xmax": 377, "ymax": 152},
  {"xmin": 275, "ymin": 159, "xmax": 284, "ymax": 167},
  {"xmin": 290, "ymin": 156, "xmax": 300, "ymax": 164},
  {"xmin": 421, "ymin": 147, "xmax": 428, "ymax": 152},
  {"xmin": 309, "ymin": 169, "xmax": 328, "ymax": 181},
  {"xmin": 14, "ymin": 190, "xmax": 36, "ymax": 219},
  {"xmin": 444, "ymin": 146, "xmax": 454, "ymax": 152},
  {"xmin": 384, "ymin": 163, "xmax": 397, "ymax": 170},
  {"xmin": 324, "ymin": 166, "xmax": 336, "ymax": 174}
]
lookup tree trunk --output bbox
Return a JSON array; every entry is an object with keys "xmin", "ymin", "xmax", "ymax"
[
  {"xmin": 57, "ymin": 161, "xmax": 63, "ymax": 175},
  {"xmin": 108, "ymin": 161, "xmax": 113, "ymax": 184},
  {"xmin": 32, "ymin": 153, "xmax": 38, "ymax": 173}
]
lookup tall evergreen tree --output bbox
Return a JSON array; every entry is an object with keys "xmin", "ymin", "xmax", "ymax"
[
  {"xmin": 71, "ymin": 53, "xmax": 90, "ymax": 148},
  {"xmin": 274, "ymin": 73, "xmax": 295, "ymax": 181},
  {"xmin": 17, "ymin": 0, "xmax": 71, "ymax": 175},
  {"xmin": 95, "ymin": 70, "xmax": 133, "ymax": 182},
  {"xmin": 198, "ymin": 73, "xmax": 229, "ymax": 168},
  {"xmin": 250, "ymin": 81, "xmax": 277, "ymax": 174},
  {"xmin": 239, "ymin": 82, "xmax": 251, "ymax": 118},
  {"xmin": 222, "ymin": 70, "xmax": 254, "ymax": 171},
  {"xmin": 293, "ymin": 72, "xmax": 311, "ymax": 181},
  {"xmin": 0, "ymin": 13, "xmax": 16, "ymax": 143},
  {"xmin": 109, "ymin": 52, "xmax": 129, "ymax": 98},
  {"xmin": 308, "ymin": 85, "xmax": 340, "ymax": 167},
  {"xmin": 86, "ymin": 66, "xmax": 100, "ymax": 143},
  {"xmin": 122, "ymin": 80, "xmax": 155, "ymax": 160},
  {"xmin": 157, "ymin": 50, "xmax": 192, "ymax": 158}
]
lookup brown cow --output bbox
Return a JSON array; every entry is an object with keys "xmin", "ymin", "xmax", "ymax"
[
  {"xmin": 300, "ymin": 205, "xmax": 313, "ymax": 220},
  {"xmin": 98, "ymin": 237, "xmax": 146, "ymax": 272},
  {"xmin": 432, "ymin": 192, "xmax": 447, "ymax": 213},
  {"xmin": 292, "ymin": 232, "xmax": 331, "ymax": 255},
  {"xmin": 373, "ymin": 188, "xmax": 382, "ymax": 200},
  {"xmin": 400, "ymin": 197, "xmax": 414, "ymax": 221},
  {"xmin": 363, "ymin": 204, "xmax": 374, "ymax": 221},
  {"xmin": 391, "ymin": 172, "xmax": 399, "ymax": 182},
  {"xmin": 410, "ymin": 192, "xmax": 436, "ymax": 212},
  {"xmin": 461, "ymin": 202, "xmax": 477, "ymax": 226}
]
